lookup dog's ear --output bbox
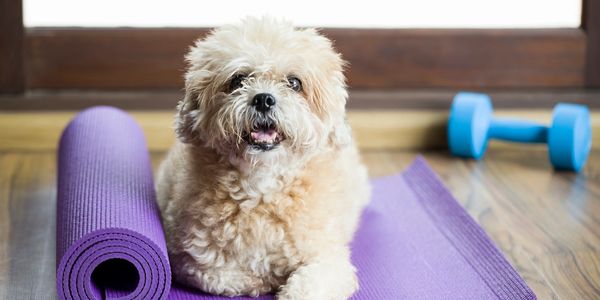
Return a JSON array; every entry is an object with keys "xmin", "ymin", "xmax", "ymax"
[
  {"xmin": 308, "ymin": 74, "xmax": 351, "ymax": 149},
  {"xmin": 175, "ymin": 38, "xmax": 213, "ymax": 144},
  {"xmin": 309, "ymin": 70, "xmax": 350, "ymax": 149},
  {"xmin": 174, "ymin": 91, "xmax": 201, "ymax": 144}
]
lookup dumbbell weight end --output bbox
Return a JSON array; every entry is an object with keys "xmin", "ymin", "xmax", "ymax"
[{"xmin": 548, "ymin": 103, "xmax": 592, "ymax": 172}]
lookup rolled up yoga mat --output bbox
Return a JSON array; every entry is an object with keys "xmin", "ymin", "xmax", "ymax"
[{"xmin": 56, "ymin": 107, "xmax": 536, "ymax": 300}]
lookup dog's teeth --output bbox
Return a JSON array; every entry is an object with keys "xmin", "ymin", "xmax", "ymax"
[{"xmin": 246, "ymin": 128, "xmax": 282, "ymax": 150}]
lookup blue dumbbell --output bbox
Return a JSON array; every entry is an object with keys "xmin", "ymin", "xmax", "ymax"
[{"xmin": 448, "ymin": 92, "xmax": 592, "ymax": 172}]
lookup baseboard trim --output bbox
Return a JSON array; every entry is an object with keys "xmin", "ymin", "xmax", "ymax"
[{"xmin": 0, "ymin": 110, "xmax": 598, "ymax": 151}]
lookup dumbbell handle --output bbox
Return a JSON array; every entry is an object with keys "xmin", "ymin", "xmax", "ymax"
[{"xmin": 488, "ymin": 118, "xmax": 548, "ymax": 143}]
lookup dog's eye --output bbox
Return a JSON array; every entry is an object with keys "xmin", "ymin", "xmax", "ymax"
[
  {"xmin": 287, "ymin": 76, "xmax": 302, "ymax": 92},
  {"xmin": 228, "ymin": 74, "xmax": 246, "ymax": 92}
]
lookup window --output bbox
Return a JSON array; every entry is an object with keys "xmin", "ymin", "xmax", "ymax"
[{"xmin": 24, "ymin": 0, "xmax": 581, "ymax": 28}]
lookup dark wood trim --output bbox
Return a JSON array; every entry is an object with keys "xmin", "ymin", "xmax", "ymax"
[
  {"xmin": 25, "ymin": 28, "xmax": 585, "ymax": 90},
  {"xmin": 329, "ymin": 28, "xmax": 584, "ymax": 89},
  {"xmin": 584, "ymin": 0, "xmax": 600, "ymax": 87},
  {"xmin": 582, "ymin": 0, "xmax": 588, "ymax": 30},
  {"xmin": 2, "ymin": 89, "xmax": 599, "ymax": 111},
  {"xmin": 0, "ymin": 0, "xmax": 24, "ymax": 93},
  {"xmin": 25, "ymin": 28, "xmax": 206, "ymax": 90}
]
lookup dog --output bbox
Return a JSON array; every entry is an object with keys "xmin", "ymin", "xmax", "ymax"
[{"xmin": 156, "ymin": 16, "xmax": 370, "ymax": 300}]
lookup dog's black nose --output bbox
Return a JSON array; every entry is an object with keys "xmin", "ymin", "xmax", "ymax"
[{"xmin": 252, "ymin": 93, "xmax": 276, "ymax": 112}]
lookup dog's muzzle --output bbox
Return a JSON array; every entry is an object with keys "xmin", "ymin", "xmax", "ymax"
[
  {"xmin": 243, "ymin": 118, "xmax": 283, "ymax": 151},
  {"xmin": 242, "ymin": 93, "xmax": 283, "ymax": 151}
]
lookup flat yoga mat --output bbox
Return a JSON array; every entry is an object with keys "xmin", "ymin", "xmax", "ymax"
[{"xmin": 56, "ymin": 107, "xmax": 536, "ymax": 300}]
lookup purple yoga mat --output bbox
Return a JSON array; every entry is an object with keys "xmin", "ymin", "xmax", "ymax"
[{"xmin": 56, "ymin": 107, "xmax": 536, "ymax": 300}]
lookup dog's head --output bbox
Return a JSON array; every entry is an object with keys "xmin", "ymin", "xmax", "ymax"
[{"xmin": 176, "ymin": 17, "xmax": 350, "ymax": 162}]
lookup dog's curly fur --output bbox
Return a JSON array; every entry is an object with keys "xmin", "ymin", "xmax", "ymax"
[{"xmin": 156, "ymin": 17, "xmax": 370, "ymax": 300}]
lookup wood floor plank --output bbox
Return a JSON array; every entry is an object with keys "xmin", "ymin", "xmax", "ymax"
[
  {"xmin": 0, "ymin": 153, "xmax": 20, "ymax": 300},
  {"xmin": 0, "ymin": 153, "xmax": 56, "ymax": 299},
  {"xmin": 535, "ymin": 251, "xmax": 600, "ymax": 299}
]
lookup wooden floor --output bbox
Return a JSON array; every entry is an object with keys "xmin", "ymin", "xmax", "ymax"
[{"xmin": 0, "ymin": 145, "xmax": 599, "ymax": 299}]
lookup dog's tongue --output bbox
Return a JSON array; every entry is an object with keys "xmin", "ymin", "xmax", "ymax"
[{"xmin": 251, "ymin": 129, "xmax": 278, "ymax": 142}]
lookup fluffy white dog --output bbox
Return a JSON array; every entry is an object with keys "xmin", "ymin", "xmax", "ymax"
[{"xmin": 156, "ymin": 17, "xmax": 370, "ymax": 300}]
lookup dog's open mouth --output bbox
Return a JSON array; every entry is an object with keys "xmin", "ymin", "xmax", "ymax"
[{"xmin": 243, "ymin": 122, "xmax": 283, "ymax": 151}]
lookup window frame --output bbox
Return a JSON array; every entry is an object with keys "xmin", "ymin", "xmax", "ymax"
[{"xmin": 1, "ymin": 0, "xmax": 597, "ymax": 93}]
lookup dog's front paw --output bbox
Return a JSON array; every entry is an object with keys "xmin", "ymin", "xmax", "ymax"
[{"xmin": 276, "ymin": 261, "xmax": 358, "ymax": 300}]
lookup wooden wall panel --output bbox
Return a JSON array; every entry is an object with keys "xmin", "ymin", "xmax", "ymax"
[
  {"xmin": 25, "ymin": 28, "xmax": 202, "ymax": 90},
  {"xmin": 327, "ymin": 29, "xmax": 585, "ymax": 89},
  {"xmin": 0, "ymin": 0, "xmax": 24, "ymax": 93},
  {"xmin": 25, "ymin": 28, "xmax": 585, "ymax": 90},
  {"xmin": 584, "ymin": 0, "xmax": 600, "ymax": 87}
]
